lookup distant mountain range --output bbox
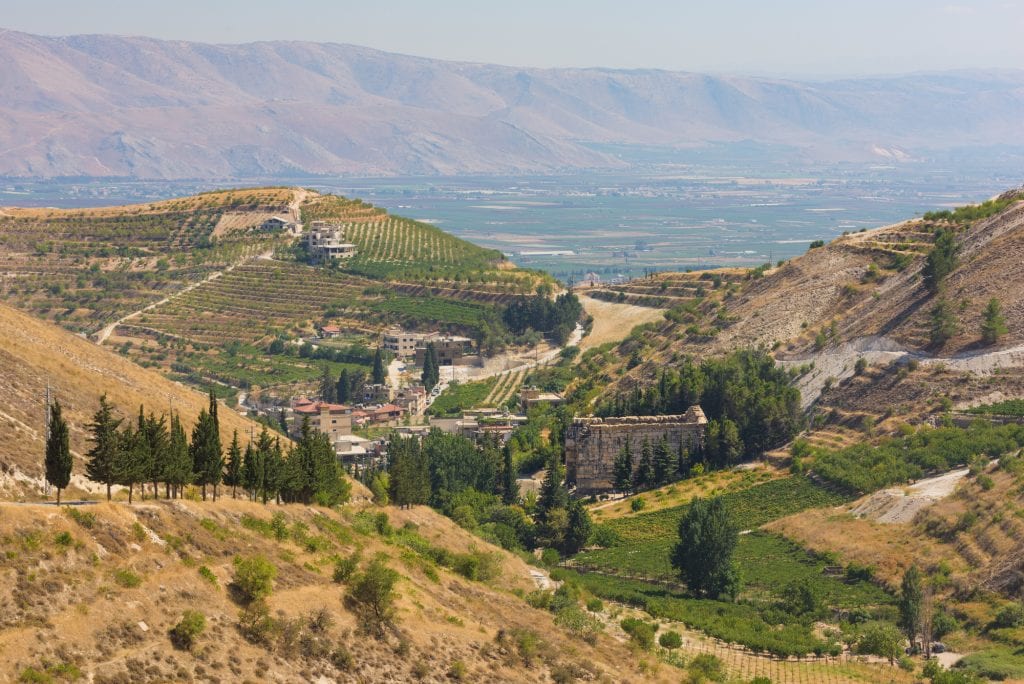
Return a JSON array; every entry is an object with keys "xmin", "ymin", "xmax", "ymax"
[{"xmin": 2, "ymin": 28, "xmax": 1024, "ymax": 179}]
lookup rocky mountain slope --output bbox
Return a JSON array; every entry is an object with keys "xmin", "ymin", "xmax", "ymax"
[{"xmin": 2, "ymin": 29, "xmax": 1024, "ymax": 177}]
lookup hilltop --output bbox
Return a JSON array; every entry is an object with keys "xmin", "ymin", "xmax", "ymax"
[{"xmin": 2, "ymin": 29, "xmax": 1024, "ymax": 177}]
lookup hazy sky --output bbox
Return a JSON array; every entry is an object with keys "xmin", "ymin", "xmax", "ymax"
[{"xmin": 3, "ymin": 0, "xmax": 1023, "ymax": 76}]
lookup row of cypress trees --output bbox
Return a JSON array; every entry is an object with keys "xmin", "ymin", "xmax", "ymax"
[{"xmin": 43, "ymin": 392, "xmax": 350, "ymax": 506}]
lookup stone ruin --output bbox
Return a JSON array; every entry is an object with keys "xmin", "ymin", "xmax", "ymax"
[{"xmin": 564, "ymin": 407, "xmax": 708, "ymax": 494}]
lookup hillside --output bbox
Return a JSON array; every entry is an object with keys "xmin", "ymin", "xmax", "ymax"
[
  {"xmin": 0, "ymin": 300, "xmax": 268, "ymax": 499},
  {"xmin": 0, "ymin": 187, "xmax": 549, "ymax": 398},
  {"xmin": 0, "ymin": 498, "xmax": 660, "ymax": 683},
  {"xmin": 591, "ymin": 190, "xmax": 1024, "ymax": 426},
  {"xmin": 3, "ymin": 29, "xmax": 1024, "ymax": 177}
]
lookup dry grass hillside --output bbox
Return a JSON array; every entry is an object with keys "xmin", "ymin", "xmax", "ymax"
[
  {"xmin": 0, "ymin": 301, "xmax": 270, "ymax": 499},
  {"xmin": 0, "ymin": 499, "xmax": 664, "ymax": 683}
]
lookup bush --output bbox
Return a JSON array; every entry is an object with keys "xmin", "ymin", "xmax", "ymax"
[
  {"xmin": 237, "ymin": 599, "xmax": 275, "ymax": 644},
  {"xmin": 374, "ymin": 512, "xmax": 394, "ymax": 536},
  {"xmin": 992, "ymin": 603, "xmax": 1024, "ymax": 629},
  {"xmin": 630, "ymin": 497, "xmax": 646, "ymax": 512},
  {"xmin": 659, "ymin": 630, "xmax": 682, "ymax": 649},
  {"xmin": 113, "ymin": 568, "xmax": 142, "ymax": 588},
  {"xmin": 585, "ymin": 598, "xmax": 604, "ymax": 613},
  {"xmin": 54, "ymin": 531, "xmax": 74, "ymax": 547},
  {"xmin": 554, "ymin": 606, "xmax": 602, "ymax": 644},
  {"xmin": 64, "ymin": 507, "xmax": 96, "ymax": 529},
  {"xmin": 688, "ymin": 653, "xmax": 725, "ymax": 682},
  {"xmin": 169, "ymin": 610, "xmax": 206, "ymax": 650},
  {"xmin": 198, "ymin": 566, "xmax": 218, "ymax": 587},
  {"xmin": 448, "ymin": 660, "xmax": 467, "ymax": 680},
  {"xmin": 333, "ymin": 551, "xmax": 361, "ymax": 583},
  {"xmin": 232, "ymin": 555, "xmax": 277, "ymax": 603},
  {"xmin": 620, "ymin": 617, "xmax": 656, "ymax": 650},
  {"xmin": 453, "ymin": 550, "xmax": 500, "ymax": 582}
]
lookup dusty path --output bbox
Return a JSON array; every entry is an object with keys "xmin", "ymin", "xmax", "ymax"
[
  {"xmin": 849, "ymin": 467, "xmax": 970, "ymax": 524},
  {"xmin": 577, "ymin": 294, "xmax": 665, "ymax": 350}
]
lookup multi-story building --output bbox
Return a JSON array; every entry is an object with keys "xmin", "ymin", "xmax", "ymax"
[
  {"xmin": 290, "ymin": 399, "xmax": 353, "ymax": 442},
  {"xmin": 306, "ymin": 221, "xmax": 357, "ymax": 263},
  {"xmin": 414, "ymin": 335, "xmax": 473, "ymax": 366},
  {"xmin": 383, "ymin": 328, "xmax": 425, "ymax": 359}
]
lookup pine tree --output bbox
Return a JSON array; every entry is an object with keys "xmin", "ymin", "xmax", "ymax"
[
  {"xmin": 981, "ymin": 297, "xmax": 1008, "ymax": 345},
  {"xmin": 501, "ymin": 443, "xmax": 519, "ymax": 505},
  {"xmin": 421, "ymin": 343, "xmax": 440, "ymax": 391},
  {"xmin": 131, "ymin": 406, "xmax": 154, "ymax": 501},
  {"xmin": 225, "ymin": 430, "xmax": 242, "ymax": 499},
  {"xmin": 898, "ymin": 565, "xmax": 923, "ymax": 650},
  {"xmin": 612, "ymin": 439, "xmax": 633, "ymax": 492},
  {"xmin": 208, "ymin": 392, "xmax": 223, "ymax": 500},
  {"xmin": 241, "ymin": 440, "xmax": 257, "ymax": 501},
  {"xmin": 86, "ymin": 394, "xmax": 122, "ymax": 501},
  {"xmin": 372, "ymin": 346, "xmax": 386, "ymax": 385},
  {"xmin": 634, "ymin": 438, "xmax": 655, "ymax": 490},
  {"xmin": 44, "ymin": 399, "xmax": 72, "ymax": 504},
  {"xmin": 653, "ymin": 436, "xmax": 674, "ymax": 485},
  {"xmin": 189, "ymin": 408, "xmax": 220, "ymax": 501},
  {"xmin": 677, "ymin": 439, "xmax": 690, "ymax": 479}
]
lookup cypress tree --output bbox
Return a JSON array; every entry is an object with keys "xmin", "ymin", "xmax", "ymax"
[
  {"xmin": 671, "ymin": 496, "xmax": 740, "ymax": 599},
  {"xmin": 132, "ymin": 406, "xmax": 154, "ymax": 500},
  {"xmin": 44, "ymin": 399, "xmax": 72, "ymax": 504},
  {"xmin": 653, "ymin": 436, "xmax": 673, "ymax": 485},
  {"xmin": 613, "ymin": 438, "xmax": 633, "ymax": 492},
  {"xmin": 421, "ymin": 343, "xmax": 440, "ymax": 391},
  {"xmin": 562, "ymin": 499, "xmax": 592, "ymax": 555},
  {"xmin": 336, "ymin": 368, "xmax": 351, "ymax": 403},
  {"xmin": 143, "ymin": 411, "xmax": 168, "ymax": 500},
  {"xmin": 114, "ymin": 424, "xmax": 147, "ymax": 504},
  {"xmin": 241, "ymin": 440, "xmax": 257, "ymax": 501},
  {"xmin": 536, "ymin": 451, "xmax": 568, "ymax": 522},
  {"xmin": 981, "ymin": 297, "xmax": 1008, "ymax": 345},
  {"xmin": 501, "ymin": 443, "xmax": 519, "ymax": 505},
  {"xmin": 208, "ymin": 392, "xmax": 223, "ymax": 501},
  {"xmin": 225, "ymin": 430, "xmax": 242, "ymax": 499},
  {"xmin": 899, "ymin": 565, "xmax": 923, "ymax": 649},
  {"xmin": 677, "ymin": 439, "xmax": 690, "ymax": 479},
  {"xmin": 319, "ymin": 364, "xmax": 337, "ymax": 403},
  {"xmin": 86, "ymin": 394, "xmax": 122, "ymax": 501},
  {"xmin": 372, "ymin": 346, "xmax": 386, "ymax": 385},
  {"xmin": 166, "ymin": 413, "xmax": 192, "ymax": 498}
]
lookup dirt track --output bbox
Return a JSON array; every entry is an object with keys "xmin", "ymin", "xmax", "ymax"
[{"xmin": 577, "ymin": 294, "xmax": 665, "ymax": 350}]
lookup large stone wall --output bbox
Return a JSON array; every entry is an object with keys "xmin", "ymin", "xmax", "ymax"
[{"xmin": 565, "ymin": 407, "xmax": 707, "ymax": 494}]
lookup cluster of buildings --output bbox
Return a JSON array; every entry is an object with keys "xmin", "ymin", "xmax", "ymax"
[
  {"xmin": 306, "ymin": 220, "xmax": 357, "ymax": 263},
  {"xmin": 383, "ymin": 327, "xmax": 474, "ymax": 366}
]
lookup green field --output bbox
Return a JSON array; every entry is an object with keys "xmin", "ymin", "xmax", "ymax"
[{"xmin": 427, "ymin": 378, "xmax": 497, "ymax": 417}]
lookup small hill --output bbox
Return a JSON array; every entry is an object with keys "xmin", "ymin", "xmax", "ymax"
[
  {"xmin": 0, "ymin": 301, "xmax": 268, "ymax": 499},
  {"xmin": 0, "ymin": 499, "xmax": 656, "ymax": 683}
]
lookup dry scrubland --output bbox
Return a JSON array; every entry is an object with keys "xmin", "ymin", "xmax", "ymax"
[{"xmin": 0, "ymin": 499, "xmax": 670, "ymax": 683}]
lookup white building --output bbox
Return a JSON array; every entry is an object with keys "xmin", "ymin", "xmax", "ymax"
[{"xmin": 307, "ymin": 221, "xmax": 357, "ymax": 262}]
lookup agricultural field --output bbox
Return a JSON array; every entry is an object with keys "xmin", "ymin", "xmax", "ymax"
[{"xmin": 427, "ymin": 378, "xmax": 498, "ymax": 417}]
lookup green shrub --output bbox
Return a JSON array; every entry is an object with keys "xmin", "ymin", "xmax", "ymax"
[
  {"xmin": 554, "ymin": 606, "xmax": 602, "ymax": 644},
  {"xmin": 169, "ymin": 610, "xmax": 206, "ymax": 650},
  {"xmin": 113, "ymin": 568, "xmax": 142, "ymax": 588},
  {"xmin": 64, "ymin": 507, "xmax": 96, "ymax": 529},
  {"xmin": 620, "ymin": 617, "xmax": 656, "ymax": 650},
  {"xmin": 630, "ymin": 497, "xmax": 646, "ymax": 512},
  {"xmin": 333, "ymin": 551, "xmax": 361, "ymax": 583},
  {"xmin": 453, "ymin": 550, "xmax": 500, "ymax": 582},
  {"xmin": 688, "ymin": 653, "xmax": 726, "ymax": 682},
  {"xmin": 585, "ymin": 598, "xmax": 604, "ymax": 613},
  {"xmin": 992, "ymin": 603, "xmax": 1024, "ymax": 629},
  {"xmin": 232, "ymin": 555, "xmax": 277, "ymax": 603},
  {"xmin": 237, "ymin": 599, "xmax": 275, "ymax": 644},
  {"xmin": 347, "ymin": 556, "xmax": 399, "ymax": 638},
  {"xmin": 658, "ymin": 630, "xmax": 682, "ymax": 649},
  {"xmin": 374, "ymin": 512, "xmax": 393, "ymax": 536},
  {"xmin": 448, "ymin": 660, "xmax": 467, "ymax": 680},
  {"xmin": 54, "ymin": 531, "xmax": 74, "ymax": 548}
]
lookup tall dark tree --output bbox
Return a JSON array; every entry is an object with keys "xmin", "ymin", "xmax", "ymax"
[
  {"xmin": 189, "ymin": 408, "xmax": 220, "ymax": 501},
  {"xmin": 536, "ymin": 451, "xmax": 568, "ymax": 522},
  {"xmin": 389, "ymin": 434, "xmax": 431, "ymax": 508},
  {"xmin": 224, "ymin": 430, "xmax": 243, "ymax": 499},
  {"xmin": 165, "ymin": 413, "xmax": 192, "ymax": 498},
  {"xmin": 319, "ymin": 364, "xmax": 337, "ymax": 403},
  {"xmin": 922, "ymin": 228, "xmax": 958, "ymax": 293},
  {"xmin": 612, "ymin": 439, "xmax": 633, "ymax": 492},
  {"xmin": 86, "ymin": 394, "xmax": 122, "ymax": 501},
  {"xmin": 898, "ymin": 565, "xmax": 923, "ymax": 650},
  {"xmin": 336, "ymin": 368, "xmax": 351, "ymax": 403},
  {"xmin": 562, "ymin": 499, "xmax": 592, "ymax": 555},
  {"xmin": 633, "ymin": 438, "xmax": 655, "ymax": 490},
  {"xmin": 372, "ymin": 346, "xmax": 386, "ymax": 385},
  {"xmin": 500, "ymin": 443, "xmax": 519, "ymax": 505},
  {"xmin": 208, "ymin": 392, "xmax": 223, "ymax": 500},
  {"xmin": 421, "ymin": 343, "xmax": 440, "ymax": 391},
  {"xmin": 130, "ymin": 406, "xmax": 154, "ymax": 500},
  {"xmin": 114, "ymin": 424, "xmax": 147, "ymax": 504},
  {"xmin": 677, "ymin": 440, "xmax": 691, "ymax": 479},
  {"xmin": 929, "ymin": 298, "xmax": 958, "ymax": 347},
  {"xmin": 142, "ymin": 411, "xmax": 168, "ymax": 499},
  {"xmin": 670, "ymin": 496, "xmax": 740, "ymax": 599},
  {"xmin": 653, "ymin": 436, "xmax": 674, "ymax": 485},
  {"xmin": 44, "ymin": 399, "xmax": 72, "ymax": 504},
  {"xmin": 241, "ymin": 440, "xmax": 257, "ymax": 501}
]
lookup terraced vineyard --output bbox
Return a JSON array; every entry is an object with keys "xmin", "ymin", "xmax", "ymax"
[
  {"xmin": 301, "ymin": 193, "xmax": 538, "ymax": 288},
  {"xmin": 583, "ymin": 269, "xmax": 747, "ymax": 310},
  {"xmin": 0, "ymin": 188, "xmax": 295, "ymax": 334}
]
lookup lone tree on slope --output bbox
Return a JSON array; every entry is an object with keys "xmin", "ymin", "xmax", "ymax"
[
  {"xmin": 44, "ymin": 399, "xmax": 72, "ymax": 504},
  {"xmin": 671, "ymin": 496, "xmax": 740, "ymax": 600}
]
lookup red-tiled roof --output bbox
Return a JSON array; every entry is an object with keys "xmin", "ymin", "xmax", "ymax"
[
  {"xmin": 294, "ymin": 401, "xmax": 352, "ymax": 414},
  {"xmin": 372, "ymin": 404, "xmax": 402, "ymax": 414}
]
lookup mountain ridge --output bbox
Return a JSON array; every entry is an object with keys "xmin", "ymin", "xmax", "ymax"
[{"xmin": 3, "ymin": 28, "xmax": 1024, "ymax": 178}]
